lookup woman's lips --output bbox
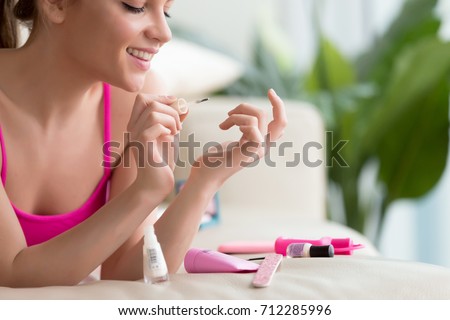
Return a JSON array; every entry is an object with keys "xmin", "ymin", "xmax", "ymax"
[{"xmin": 126, "ymin": 47, "xmax": 152, "ymax": 71}]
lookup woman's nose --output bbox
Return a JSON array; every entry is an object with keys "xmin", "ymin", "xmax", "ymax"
[{"xmin": 144, "ymin": 14, "xmax": 172, "ymax": 45}]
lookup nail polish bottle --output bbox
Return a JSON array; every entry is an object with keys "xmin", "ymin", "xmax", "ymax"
[
  {"xmin": 143, "ymin": 225, "xmax": 169, "ymax": 284},
  {"xmin": 286, "ymin": 243, "xmax": 334, "ymax": 258}
]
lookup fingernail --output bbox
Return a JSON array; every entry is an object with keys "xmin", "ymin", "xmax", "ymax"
[{"xmin": 269, "ymin": 88, "xmax": 278, "ymax": 96}]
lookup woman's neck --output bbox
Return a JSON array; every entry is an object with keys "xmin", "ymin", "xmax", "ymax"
[{"xmin": 1, "ymin": 33, "xmax": 103, "ymax": 128}]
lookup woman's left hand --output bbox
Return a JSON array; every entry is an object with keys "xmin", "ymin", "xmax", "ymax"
[{"xmin": 190, "ymin": 89, "xmax": 287, "ymax": 187}]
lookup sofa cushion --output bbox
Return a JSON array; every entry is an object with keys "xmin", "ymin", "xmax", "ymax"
[
  {"xmin": 2, "ymin": 256, "xmax": 449, "ymax": 299},
  {"xmin": 151, "ymin": 39, "xmax": 244, "ymax": 98}
]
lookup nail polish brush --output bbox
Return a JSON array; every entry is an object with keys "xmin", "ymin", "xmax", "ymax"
[{"xmin": 171, "ymin": 98, "xmax": 209, "ymax": 121}]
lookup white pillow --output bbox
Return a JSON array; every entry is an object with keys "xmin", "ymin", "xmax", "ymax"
[{"xmin": 151, "ymin": 38, "xmax": 243, "ymax": 98}]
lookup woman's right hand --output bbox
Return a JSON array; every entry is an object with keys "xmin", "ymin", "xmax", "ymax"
[{"xmin": 126, "ymin": 94, "xmax": 181, "ymax": 198}]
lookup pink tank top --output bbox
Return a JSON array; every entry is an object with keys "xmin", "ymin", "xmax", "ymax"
[{"xmin": 0, "ymin": 83, "xmax": 113, "ymax": 247}]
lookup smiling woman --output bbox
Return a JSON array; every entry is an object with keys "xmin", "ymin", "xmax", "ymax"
[{"xmin": 0, "ymin": 0, "xmax": 287, "ymax": 287}]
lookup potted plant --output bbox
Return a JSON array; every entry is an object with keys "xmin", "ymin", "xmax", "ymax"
[{"xmin": 222, "ymin": 0, "xmax": 450, "ymax": 242}]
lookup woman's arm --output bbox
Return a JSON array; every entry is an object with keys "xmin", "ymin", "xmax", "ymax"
[
  {"xmin": 156, "ymin": 89, "xmax": 287, "ymax": 272},
  {"xmin": 99, "ymin": 145, "xmax": 152, "ymax": 280},
  {"xmin": 100, "ymin": 71, "xmax": 174, "ymax": 280},
  {"xmin": 100, "ymin": 89, "xmax": 287, "ymax": 279},
  {"xmin": 0, "ymin": 91, "xmax": 181, "ymax": 288},
  {"xmin": 155, "ymin": 172, "xmax": 219, "ymax": 273},
  {"xmin": 0, "ymin": 178, "xmax": 163, "ymax": 287},
  {"xmin": 99, "ymin": 152, "xmax": 218, "ymax": 279}
]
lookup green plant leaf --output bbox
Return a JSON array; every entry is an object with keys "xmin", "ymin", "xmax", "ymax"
[
  {"xmin": 357, "ymin": 0, "xmax": 440, "ymax": 83},
  {"xmin": 378, "ymin": 81, "xmax": 449, "ymax": 201},
  {"xmin": 362, "ymin": 38, "xmax": 450, "ymax": 152},
  {"xmin": 363, "ymin": 37, "xmax": 450, "ymax": 202},
  {"xmin": 306, "ymin": 37, "xmax": 356, "ymax": 93},
  {"xmin": 222, "ymin": 34, "xmax": 304, "ymax": 99}
]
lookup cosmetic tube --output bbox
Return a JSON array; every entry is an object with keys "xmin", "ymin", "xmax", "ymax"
[
  {"xmin": 286, "ymin": 243, "xmax": 334, "ymax": 258},
  {"xmin": 184, "ymin": 248, "xmax": 260, "ymax": 273},
  {"xmin": 143, "ymin": 225, "xmax": 169, "ymax": 284},
  {"xmin": 275, "ymin": 236, "xmax": 364, "ymax": 256}
]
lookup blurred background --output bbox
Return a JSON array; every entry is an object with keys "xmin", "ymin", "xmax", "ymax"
[{"xmin": 160, "ymin": 0, "xmax": 450, "ymax": 267}]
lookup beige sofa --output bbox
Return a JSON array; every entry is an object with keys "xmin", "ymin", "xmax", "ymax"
[{"xmin": 1, "ymin": 97, "xmax": 450, "ymax": 299}]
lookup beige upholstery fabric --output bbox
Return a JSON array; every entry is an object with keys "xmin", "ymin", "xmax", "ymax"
[{"xmin": 2, "ymin": 256, "xmax": 449, "ymax": 299}]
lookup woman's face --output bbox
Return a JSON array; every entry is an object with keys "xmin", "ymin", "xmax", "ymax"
[{"xmin": 55, "ymin": 0, "xmax": 173, "ymax": 91}]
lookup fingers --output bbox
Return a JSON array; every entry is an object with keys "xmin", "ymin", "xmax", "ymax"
[
  {"xmin": 267, "ymin": 89, "xmax": 288, "ymax": 141},
  {"xmin": 226, "ymin": 103, "xmax": 268, "ymax": 133},
  {"xmin": 140, "ymin": 124, "xmax": 172, "ymax": 142},
  {"xmin": 238, "ymin": 125, "xmax": 265, "ymax": 143},
  {"xmin": 134, "ymin": 107, "xmax": 180, "ymax": 139},
  {"xmin": 170, "ymin": 98, "xmax": 189, "ymax": 119},
  {"xmin": 219, "ymin": 103, "xmax": 268, "ymax": 141},
  {"xmin": 179, "ymin": 111, "xmax": 189, "ymax": 123},
  {"xmin": 219, "ymin": 89, "xmax": 287, "ymax": 144},
  {"xmin": 219, "ymin": 113, "xmax": 265, "ymax": 144},
  {"xmin": 128, "ymin": 94, "xmax": 180, "ymax": 133},
  {"xmin": 219, "ymin": 114, "xmax": 258, "ymax": 130}
]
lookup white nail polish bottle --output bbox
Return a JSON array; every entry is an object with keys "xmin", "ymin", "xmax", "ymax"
[{"xmin": 143, "ymin": 225, "xmax": 169, "ymax": 284}]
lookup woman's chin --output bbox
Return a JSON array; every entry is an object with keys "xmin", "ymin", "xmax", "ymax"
[{"xmin": 116, "ymin": 76, "xmax": 146, "ymax": 93}]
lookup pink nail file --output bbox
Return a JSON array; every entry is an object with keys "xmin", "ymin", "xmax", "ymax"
[{"xmin": 252, "ymin": 254, "xmax": 283, "ymax": 288}]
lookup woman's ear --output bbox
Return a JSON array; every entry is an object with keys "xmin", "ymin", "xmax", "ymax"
[{"xmin": 38, "ymin": 0, "xmax": 67, "ymax": 24}]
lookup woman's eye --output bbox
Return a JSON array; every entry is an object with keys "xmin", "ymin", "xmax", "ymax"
[
  {"xmin": 122, "ymin": 2, "xmax": 145, "ymax": 14},
  {"xmin": 164, "ymin": 11, "xmax": 171, "ymax": 18}
]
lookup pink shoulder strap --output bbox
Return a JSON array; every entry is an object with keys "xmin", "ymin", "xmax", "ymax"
[
  {"xmin": 0, "ymin": 125, "xmax": 7, "ymax": 185},
  {"xmin": 102, "ymin": 83, "xmax": 112, "ymax": 175}
]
